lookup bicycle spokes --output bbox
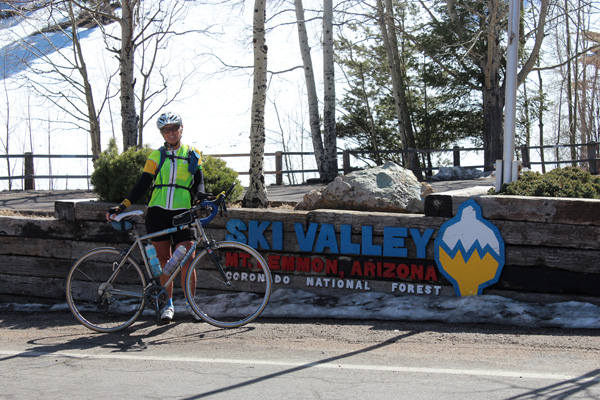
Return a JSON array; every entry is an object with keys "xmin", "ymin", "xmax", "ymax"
[{"xmin": 185, "ymin": 241, "xmax": 272, "ymax": 328}]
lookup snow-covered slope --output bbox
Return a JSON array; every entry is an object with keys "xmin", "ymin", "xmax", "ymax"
[{"xmin": 0, "ymin": 0, "xmax": 322, "ymax": 189}]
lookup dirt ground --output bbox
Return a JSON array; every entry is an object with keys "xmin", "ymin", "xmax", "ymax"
[{"xmin": 1, "ymin": 308, "xmax": 599, "ymax": 355}]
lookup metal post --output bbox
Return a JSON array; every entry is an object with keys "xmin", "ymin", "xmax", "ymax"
[
  {"xmin": 275, "ymin": 151, "xmax": 283, "ymax": 185},
  {"xmin": 520, "ymin": 146, "xmax": 530, "ymax": 169},
  {"xmin": 588, "ymin": 142, "xmax": 598, "ymax": 175},
  {"xmin": 343, "ymin": 150, "xmax": 351, "ymax": 175},
  {"xmin": 503, "ymin": 0, "xmax": 521, "ymax": 185},
  {"xmin": 453, "ymin": 146, "xmax": 461, "ymax": 167}
]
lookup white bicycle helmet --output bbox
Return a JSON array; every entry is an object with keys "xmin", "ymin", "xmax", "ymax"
[{"xmin": 156, "ymin": 111, "xmax": 183, "ymax": 129}]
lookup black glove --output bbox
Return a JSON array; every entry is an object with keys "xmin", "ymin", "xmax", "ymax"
[
  {"xmin": 194, "ymin": 192, "xmax": 212, "ymax": 205},
  {"xmin": 108, "ymin": 203, "xmax": 126, "ymax": 216}
]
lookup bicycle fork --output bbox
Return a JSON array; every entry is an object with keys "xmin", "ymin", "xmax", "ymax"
[{"xmin": 205, "ymin": 240, "xmax": 232, "ymax": 287}]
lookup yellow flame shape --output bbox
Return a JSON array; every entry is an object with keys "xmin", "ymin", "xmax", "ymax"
[{"xmin": 438, "ymin": 247, "xmax": 500, "ymax": 296}]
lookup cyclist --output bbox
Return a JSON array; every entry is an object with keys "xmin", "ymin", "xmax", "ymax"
[{"xmin": 107, "ymin": 111, "xmax": 205, "ymax": 322}]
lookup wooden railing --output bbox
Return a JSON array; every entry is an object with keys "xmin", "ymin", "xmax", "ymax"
[
  {"xmin": 519, "ymin": 143, "xmax": 599, "ymax": 174},
  {"xmin": 0, "ymin": 153, "xmax": 94, "ymax": 190},
  {"xmin": 1, "ymin": 142, "xmax": 598, "ymax": 190}
]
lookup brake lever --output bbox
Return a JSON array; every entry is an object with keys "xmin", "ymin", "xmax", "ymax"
[{"xmin": 219, "ymin": 202, "xmax": 228, "ymax": 217}]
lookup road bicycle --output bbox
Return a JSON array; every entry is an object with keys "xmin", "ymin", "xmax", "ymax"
[{"xmin": 65, "ymin": 184, "xmax": 272, "ymax": 333}]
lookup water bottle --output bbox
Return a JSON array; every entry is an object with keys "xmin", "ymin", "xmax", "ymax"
[
  {"xmin": 163, "ymin": 245, "xmax": 187, "ymax": 276},
  {"xmin": 145, "ymin": 244, "xmax": 162, "ymax": 277}
]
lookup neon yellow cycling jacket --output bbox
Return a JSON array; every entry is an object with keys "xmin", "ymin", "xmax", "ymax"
[{"xmin": 143, "ymin": 144, "xmax": 202, "ymax": 210}]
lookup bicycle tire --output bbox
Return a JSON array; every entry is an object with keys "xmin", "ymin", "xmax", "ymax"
[
  {"xmin": 66, "ymin": 247, "xmax": 147, "ymax": 333},
  {"xmin": 185, "ymin": 241, "xmax": 272, "ymax": 328}
]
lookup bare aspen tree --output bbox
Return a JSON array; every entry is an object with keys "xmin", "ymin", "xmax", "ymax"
[
  {"xmin": 135, "ymin": 1, "xmax": 194, "ymax": 146},
  {"xmin": 546, "ymin": 0, "xmax": 599, "ymax": 166},
  {"xmin": 270, "ymin": 98, "xmax": 297, "ymax": 185},
  {"xmin": 69, "ymin": 0, "xmax": 200, "ymax": 150},
  {"xmin": 375, "ymin": 0, "xmax": 419, "ymax": 176},
  {"xmin": 1, "ymin": 78, "xmax": 11, "ymax": 190},
  {"xmin": 66, "ymin": 0, "xmax": 139, "ymax": 150},
  {"xmin": 47, "ymin": 118, "xmax": 53, "ymax": 189},
  {"xmin": 118, "ymin": 0, "xmax": 139, "ymax": 150},
  {"xmin": 294, "ymin": 0, "xmax": 325, "ymax": 179},
  {"xmin": 11, "ymin": 0, "xmax": 202, "ymax": 157},
  {"xmin": 68, "ymin": 1, "xmax": 102, "ymax": 158},
  {"xmin": 322, "ymin": 0, "xmax": 338, "ymax": 181},
  {"xmin": 562, "ymin": 0, "xmax": 577, "ymax": 163},
  {"xmin": 8, "ymin": 1, "xmax": 109, "ymax": 158},
  {"xmin": 243, "ymin": 0, "xmax": 269, "ymax": 208},
  {"xmin": 537, "ymin": 69, "xmax": 546, "ymax": 173},
  {"xmin": 527, "ymin": 2, "xmax": 547, "ymax": 172},
  {"xmin": 580, "ymin": 31, "xmax": 600, "ymax": 143}
]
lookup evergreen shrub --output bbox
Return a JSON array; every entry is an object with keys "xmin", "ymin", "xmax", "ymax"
[
  {"xmin": 490, "ymin": 167, "xmax": 600, "ymax": 198},
  {"xmin": 91, "ymin": 138, "xmax": 153, "ymax": 203}
]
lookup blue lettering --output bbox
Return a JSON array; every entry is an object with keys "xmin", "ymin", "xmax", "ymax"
[
  {"xmin": 340, "ymin": 225, "xmax": 360, "ymax": 254},
  {"xmin": 361, "ymin": 226, "xmax": 382, "ymax": 256},
  {"xmin": 295, "ymin": 222, "xmax": 318, "ymax": 252},
  {"xmin": 249, "ymin": 220, "xmax": 271, "ymax": 250},
  {"xmin": 383, "ymin": 227, "xmax": 407, "ymax": 257},
  {"xmin": 314, "ymin": 223, "xmax": 339, "ymax": 253},
  {"xmin": 410, "ymin": 228, "xmax": 434, "ymax": 258},
  {"xmin": 233, "ymin": 219, "xmax": 434, "ymax": 259},
  {"xmin": 272, "ymin": 221, "xmax": 283, "ymax": 251},
  {"xmin": 226, "ymin": 219, "xmax": 247, "ymax": 244}
]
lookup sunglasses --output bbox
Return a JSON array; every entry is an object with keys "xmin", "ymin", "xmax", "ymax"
[{"xmin": 160, "ymin": 125, "xmax": 181, "ymax": 134}]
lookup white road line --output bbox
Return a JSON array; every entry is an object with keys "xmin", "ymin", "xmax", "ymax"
[{"xmin": 0, "ymin": 350, "xmax": 594, "ymax": 382}]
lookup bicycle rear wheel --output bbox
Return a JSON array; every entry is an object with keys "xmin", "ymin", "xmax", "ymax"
[
  {"xmin": 185, "ymin": 241, "xmax": 272, "ymax": 328},
  {"xmin": 66, "ymin": 247, "xmax": 147, "ymax": 333}
]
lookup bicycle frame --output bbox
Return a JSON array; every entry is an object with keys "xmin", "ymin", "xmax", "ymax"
[{"xmin": 112, "ymin": 191, "xmax": 231, "ymax": 297}]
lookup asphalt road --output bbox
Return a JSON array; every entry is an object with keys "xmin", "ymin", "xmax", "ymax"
[{"xmin": 0, "ymin": 310, "xmax": 599, "ymax": 399}]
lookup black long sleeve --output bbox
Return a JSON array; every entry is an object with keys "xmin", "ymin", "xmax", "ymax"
[
  {"xmin": 123, "ymin": 172, "xmax": 154, "ymax": 206},
  {"xmin": 193, "ymin": 169, "xmax": 205, "ymax": 196}
]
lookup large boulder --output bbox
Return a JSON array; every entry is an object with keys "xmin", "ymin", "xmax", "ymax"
[{"xmin": 295, "ymin": 162, "xmax": 433, "ymax": 213}]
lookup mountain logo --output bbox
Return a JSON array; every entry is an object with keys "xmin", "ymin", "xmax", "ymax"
[{"xmin": 434, "ymin": 199, "xmax": 505, "ymax": 296}]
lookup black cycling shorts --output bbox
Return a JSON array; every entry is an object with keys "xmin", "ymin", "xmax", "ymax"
[{"xmin": 145, "ymin": 206, "xmax": 193, "ymax": 244}]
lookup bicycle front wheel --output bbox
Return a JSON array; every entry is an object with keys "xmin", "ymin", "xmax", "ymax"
[
  {"xmin": 66, "ymin": 247, "xmax": 147, "ymax": 333},
  {"xmin": 185, "ymin": 241, "xmax": 272, "ymax": 328}
]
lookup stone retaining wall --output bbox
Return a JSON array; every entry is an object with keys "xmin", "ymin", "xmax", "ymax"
[{"xmin": 1, "ymin": 190, "xmax": 599, "ymax": 306}]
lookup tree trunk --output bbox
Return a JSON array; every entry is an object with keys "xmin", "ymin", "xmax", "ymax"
[
  {"xmin": 537, "ymin": 70, "xmax": 546, "ymax": 173},
  {"xmin": 120, "ymin": 0, "xmax": 138, "ymax": 151},
  {"xmin": 69, "ymin": 2, "xmax": 101, "ymax": 159},
  {"xmin": 377, "ymin": 0, "xmax": 421, "ymax": 177},
  {"xmin": 376, "ymin": 0, "xmax": 404, "ymax": 147},
  {"xmin": 242, "ymin": 0, "xmax": 269, "ymax": 208},
  {"xmin": 294, "ymin": 0, "xmax": 325, "ymax": 178},
  {"xmin": 2, "ymin": 79, "xmax": 11, "ymax": 190},
  {"xmin": 563, "ymin": 0, "xmax": 577, "ymax": 165},
  {"xmin": 523, "ymin": 83, "xmax": 531, "ymax": 146},
  {"xmin": 385, "ymin": 0, "xmax": 420, "ymax": 177},
  {"xmin": 376, "ymin": 0, "xmax": 420, "ymax": 177},
  {"xmin": 358, "ymin": 64, "xmax": 382, "ymax": 165},
  {"xmin": 322, "ymin": 0, "xmax": 338, "ymax": 182},
  {"xmin": 482, "ymin": 80, "xmax": 505, "ymax": 171}
]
